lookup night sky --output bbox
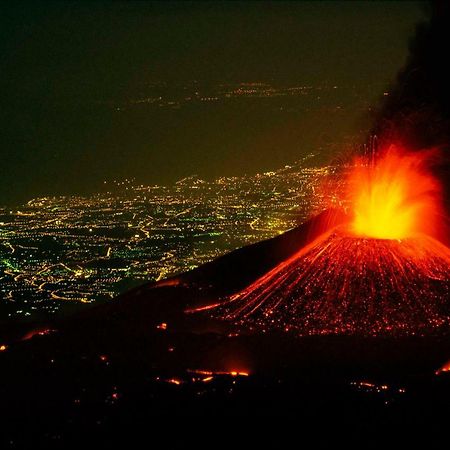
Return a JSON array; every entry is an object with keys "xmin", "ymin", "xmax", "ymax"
[{"xmin": 1, "ymin": 1, "xmax": 425, "ymax": 204}]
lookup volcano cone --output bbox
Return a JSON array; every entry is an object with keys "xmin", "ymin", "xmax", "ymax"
[{"xmin": 208, "ymin": 228, "xmax": 450, "ymax": 336}]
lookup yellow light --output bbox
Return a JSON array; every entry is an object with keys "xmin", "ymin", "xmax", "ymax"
[{"xmin": 348, "ymin": 146, "xmax": 441, "ymax": 240}]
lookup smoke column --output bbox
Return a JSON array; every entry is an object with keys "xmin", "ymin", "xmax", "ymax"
[{"xmin": 372, "ymin": 1, "xmax": 450, "ymax": 216}]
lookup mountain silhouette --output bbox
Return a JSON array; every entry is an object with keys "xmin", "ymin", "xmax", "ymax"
[{"xmin": 0, "ymin": 210, "xmax": 449, "ymax": 446}]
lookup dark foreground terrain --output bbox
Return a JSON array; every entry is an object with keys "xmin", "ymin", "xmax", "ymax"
[{"xmin": 0, "ymin": 211, "xmax": 449, "ymax": 448}]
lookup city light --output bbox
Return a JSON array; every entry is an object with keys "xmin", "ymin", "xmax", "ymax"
[{"xmin": 0, "ymin": 156, "xmax": 334, "ymax": 320}]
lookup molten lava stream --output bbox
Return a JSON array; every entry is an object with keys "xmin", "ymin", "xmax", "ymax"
[{"xmin": 203, "ymin": 146, "xmax": 450, "ymax": 337}]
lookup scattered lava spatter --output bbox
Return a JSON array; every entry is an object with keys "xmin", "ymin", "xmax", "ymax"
[
  {"xmin": 210, "ymin": 230, "xmax": 450, "ymax": 336},
  {"xmin": 201, "ymin": 146, "xmax": 450, "ymax": 336}
]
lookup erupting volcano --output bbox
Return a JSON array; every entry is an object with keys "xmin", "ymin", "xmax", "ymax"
[{"xmin": 203, "ymin": 146, "xmax": 450, "ymax": 336}]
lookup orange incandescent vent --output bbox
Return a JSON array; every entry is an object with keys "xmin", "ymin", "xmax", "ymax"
[{"xmin": 348, "ymin": 145, "xmax": 442, "ymax": 240}]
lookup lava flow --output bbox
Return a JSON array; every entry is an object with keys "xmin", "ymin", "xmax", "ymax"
[{"xmin": 203, "ymin": 146, "xmax": 450, "ymax": 336}]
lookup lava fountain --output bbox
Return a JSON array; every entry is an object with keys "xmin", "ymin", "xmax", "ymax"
[
  {"xmin": 201, "ymin": 145, "xmax": 450, "ymax": 336},
  {"xmin": 349, "ymin": 146, "xmax": 443, "ymax": 240}
]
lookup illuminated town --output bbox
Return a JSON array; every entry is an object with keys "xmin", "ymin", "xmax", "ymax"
[
  {"xmin": 0, "ymin": 155, "xmax": 336, "ymax": 321},
  {"xmin": 110, "ymin": 80, "xmax": 378, "ymax": 112}
]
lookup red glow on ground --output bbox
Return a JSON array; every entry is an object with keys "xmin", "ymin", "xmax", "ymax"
[
  {"xmin": 188, "ymin": 369, "xmax": 250, "ymax": 377},
  {"xmin": 202, "ymin": 376, "xmax": 213, "ymax": 382},
  {"xmin": 22, "ymin": 328, "xmax": 55, "ymax": 341},
  {"xmin": 436, "ymin": 360, "xmax": 450, "ymax": 375}
]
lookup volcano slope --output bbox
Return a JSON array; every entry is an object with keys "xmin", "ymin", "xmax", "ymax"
[
  {"xmin": 0, "ymin": 210, "xmax": 450, "ymax": 446},
  {"xmin": 206, "ymin": 228, "xmax": 450, "ymax": 336}
]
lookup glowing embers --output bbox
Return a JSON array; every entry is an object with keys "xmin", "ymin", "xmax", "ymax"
[
  {"xmin": 435, "ymin": 360, "xmax": 450, "ymax": 375},
  {"xmin": 207, "ymin": 230, "xmax": 450, "ymax": 336},
  {"xmin": 348, "ymin": 146, "xmax": 442, "ymax": 240},
  {"xmin": 349, "ymin": 381, "xmax": 406, "ymax": 405},
  {"xmin": 21, "ymin": 328, "xmax": 56, "ymax": 341},
  {"xmin": 155, "ymin": 370, "xmax": 250, "ymax": 387}
]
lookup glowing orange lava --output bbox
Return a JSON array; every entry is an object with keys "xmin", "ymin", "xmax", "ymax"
[
  {"xmin": 348, "ymin": 146, "xmax": 442, "ymax": 240},
  {"xmin": 435, "ymin": 360, "xmax": 450, "ymax": 375},
  {"xmin": 194, "ymin": 143, "xmax": 450, "ymax": 337}
]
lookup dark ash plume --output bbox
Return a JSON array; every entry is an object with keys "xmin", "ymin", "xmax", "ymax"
[{"xmin": 373, "ymin": 1, "xmax": 450, "ymax": 210}]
